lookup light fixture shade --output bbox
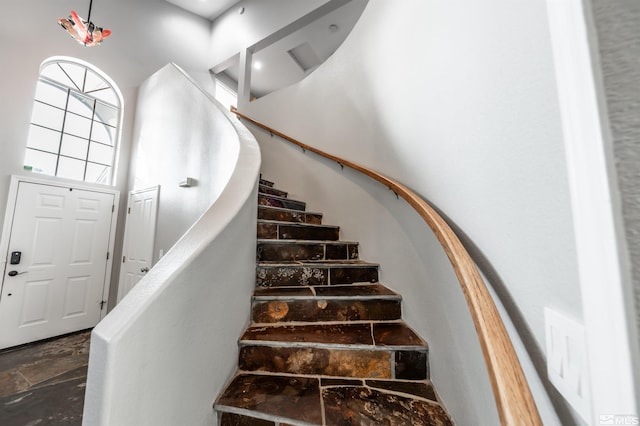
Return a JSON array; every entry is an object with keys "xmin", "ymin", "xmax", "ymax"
[{"xmin": 58, "ymin": 10, "xmax": 111, "ymax": 46}]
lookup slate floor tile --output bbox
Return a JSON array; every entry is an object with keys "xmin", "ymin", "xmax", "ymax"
[{"xmin": 0, "ymin": 330, "xmax": 90, "ymax": 425}]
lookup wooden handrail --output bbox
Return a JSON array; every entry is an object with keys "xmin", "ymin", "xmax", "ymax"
[{"xmin": 231, "ymin": 106, "xmax": 542, "ymax": 425}]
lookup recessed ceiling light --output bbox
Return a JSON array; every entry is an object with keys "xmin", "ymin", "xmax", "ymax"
[
  {"xmin": 239, "ymin": 7, "xmax": 245, "ymax": 14},
  {"xmin": 253, "ymin": 61, "xmax": 262, "ymax": 70},
  {"xmin": 329, "ymin": 24, "xmax": 339, "ymax": 33}
]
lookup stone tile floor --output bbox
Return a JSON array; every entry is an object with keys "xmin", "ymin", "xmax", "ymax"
[{"xmin": 0, "ymin": 330, "xmax": 91, "ymax": 425}]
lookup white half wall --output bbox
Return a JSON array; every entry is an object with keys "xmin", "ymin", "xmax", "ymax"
[{"xmin": 82, "ymin": 64, "xmax": 261, "ymax": 425}]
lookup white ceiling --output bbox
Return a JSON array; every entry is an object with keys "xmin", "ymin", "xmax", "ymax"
[
  {"xmin": 164, "ymin": 0, "xmax": 367, "ymax": 98},
  {"xmin": 164, "ymin": 0, "xmax": 241, "ymax": 20}
]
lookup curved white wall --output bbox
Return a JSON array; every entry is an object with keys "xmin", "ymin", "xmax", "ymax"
[
  {"xmin": 129, "ymin": 64, "xmax": 242, "ymax": 263},
  {"xmin": 242, "ymin": 0, "xmax": 581, "ymax": 424},
  {"xmin": 82, "ymin": 64, "xmax": 261, "ymax": 425}
]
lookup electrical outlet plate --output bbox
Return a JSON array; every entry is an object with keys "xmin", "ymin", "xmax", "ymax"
[{"xmin": 544, "ymin": 307, "xmax": 591, "ymax": 422}]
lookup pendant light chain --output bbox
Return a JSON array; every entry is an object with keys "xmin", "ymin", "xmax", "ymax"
[{"xmin": 87, "ymin": 0, "xmax": 93, "ymax": 24}]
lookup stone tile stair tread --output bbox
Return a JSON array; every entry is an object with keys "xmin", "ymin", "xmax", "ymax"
[
  {"xmin": 258, "ymin": 219, "xmax": 336, "ymax": 229},
  {"xmin": 215, "ymin": 373, "xmax": 453, "ymax": 426},
  {"xmin": 253, "ymin": 283, "xmax": 400, "ymax": 300},
  {"xmin": 240, "ymin": 322, "xmax": 427, "ymax": 348}
]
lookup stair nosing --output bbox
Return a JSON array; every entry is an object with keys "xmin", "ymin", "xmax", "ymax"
[
  {"xmin": 238, "ymin": 339, "xmax": 427, "ymax": 351},
  {"xmin": 252, "ymin": 283, "xmax": 400, "ymax": 299},
  {"xmin": 257, "ymin": 239, "xmax": 358, "ymax": 245},
  {"xmin": 249, "ymin": 319, "xmax": 403, "ymax": 327},
  {"xmin": 252, "ymin": 294, "xmax": 402, "ymax": 301},
  {"xmin": 258, "ymin": 191, "xmax": 290, "ymax": 198},
  {"xmin": 258, "ymin": 219, "xmax": 336, "ymax": 228},
  {"xmin": 257, "ymin": 260, "xmax": 379, "ymax": 267},
  {"xmin": 258, "ymin": 205, "xmax": 323, "ymax": 216},
  {"xmin": 240, "ymin": 321, "xmax": 428, "ymax": 350}
]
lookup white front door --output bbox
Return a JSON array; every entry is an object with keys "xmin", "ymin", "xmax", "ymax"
[
  {"xmin": 117, "ymin": 186, "xmax": 159, "ymax": 302},
  {"xmin": 0, "ymin": 180, "xmax": 117, "ymax": 349}
]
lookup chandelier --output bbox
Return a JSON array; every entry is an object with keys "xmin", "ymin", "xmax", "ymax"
[{"xmin": 58, "ymin": 0, "xmax": 111, "ymax": 46}]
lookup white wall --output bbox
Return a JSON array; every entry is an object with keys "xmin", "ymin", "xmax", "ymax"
[
  {"xmin": 83, "ymin": 64, "xmax": 261, "ymax": 425},
  {"xmin": 0, "ymin": 0, "xmax": 213, "ymax": 309},
  {"xmin": 209, "ymin": 0, "xmax": 327, "ymax": 67},
  {"xmin": 243, "ymin": 0, "xmax": 582, "ymax": 424}
]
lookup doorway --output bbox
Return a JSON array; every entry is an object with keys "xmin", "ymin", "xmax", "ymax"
[
  {"xmin": 117, "ymin": 186, "xmax": 159, "ymax": 303},
  {"xmin": 0, "ymin": 176, "xmax": 118, "ymax": 349}
]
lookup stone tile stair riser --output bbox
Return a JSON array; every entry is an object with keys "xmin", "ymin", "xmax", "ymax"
[
  {"xmin": 257, "ymin": 222, "xmax": 339, "ymax": 241},
  {"xmin": 252, "ymin": 283, "xmax": 401, "ymax": 299},
  {"xmin": 256, "ymin": 241, "xmax": 359, "ymax": 262},
  {"xmin": 237, "ymin": 345, "xmax": 428, "ymax": 380},
  {"xmin": 258, "ymin": 184, "xmax": 288, "ymax": 198},
  {"xmin": 251, "ymin": 298, "xmax": 401, "ymax": 323},
  {"xmin": 237, "ymin": 338, "xmax": 428, "ymax": 355},
  {"xmin": 258, "ymin": 206, "xmax": 323, "ymax": 224},
  {"xmin": 258, "ymin": 194, "xmax": 306, "ymax": 211},
  {"xmin": 219, "ymin": 412, "xmax": 274, "ymax": 426},
  {"xmin": 256, "ymin": 264, "xmax": 379, "ymax": 287},
  {"xmin": 258, "ymin": 178, "xmax": 274, "ymax": 188}
]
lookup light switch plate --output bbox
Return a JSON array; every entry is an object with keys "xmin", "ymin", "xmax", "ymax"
[{"xmin": 544, "ymin": 307, "xmax": 591, "ymax": 422}]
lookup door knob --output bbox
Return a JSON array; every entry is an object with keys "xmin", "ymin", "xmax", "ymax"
[
  {"xmin": 8, "ymin": 270, "xmax": 27, "ymax": 277},
  {"xmin": 141, "ymin": 267, "xmax": 149, "ymax": 273}
]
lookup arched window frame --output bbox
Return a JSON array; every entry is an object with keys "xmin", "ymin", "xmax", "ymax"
[{"xmin": 24, "ymin": 56, "xmax": 123, "ymax": 185}]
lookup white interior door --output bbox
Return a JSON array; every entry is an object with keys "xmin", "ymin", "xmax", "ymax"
[
  {"xmin": 0, "ymin": 180, "xmax": 116, "ymax": 349},
  {"xmin": 117, "ymin": 186, "xmax": 159, "ymax": 303}
]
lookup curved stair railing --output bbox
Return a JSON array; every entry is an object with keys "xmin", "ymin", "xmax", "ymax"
[{"xmin": 231, "ymin": 106, "xmax": 543, "ymax": 426}]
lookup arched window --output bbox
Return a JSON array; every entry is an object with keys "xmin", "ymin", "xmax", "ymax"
[{"xmin": 24, "ymin": 57, "xmax": 122, "ymax": 185}]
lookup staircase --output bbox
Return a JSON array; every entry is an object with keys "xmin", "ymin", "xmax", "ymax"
[{"xmin": 214, "ymin": 178, "xmax": 454, "ymax": 425}]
